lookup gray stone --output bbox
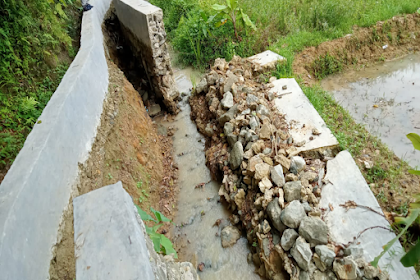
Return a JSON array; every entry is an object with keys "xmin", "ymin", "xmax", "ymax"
[
  {"xmin": 313, "ymin": 270, "xmax": 328, "ymax": 280},
  {"xmin": 280, "ymin": 229, "xmax": 299, "ymax": 251},
  {"xmin": 241, "ymin": 108, "xmax": 251, "ymax": 115},
  {"xmin": 284, "ymin": 181, "xmax": 302, "ymax": 202},
  {"xmin": 299, "ymin": 217, "xmax": 328, "ymax": 247},
  {"xmin": 229, "ymin": 141, "xmax": 244, "ymax": 170},
  {"xmin": 148, "ymin": 103, "xmax": 161, "ymax": 117},
  {"xmin": 196, "ymin": 77, "xmax": 208, "ymax": 93},
  {"xmin": 221, "ymin": 226, "xmax": 241, "ymax": 248},
  {"xmin": 302, "ymin": 202, "xmax": 312, "ymax": 213},
  {"xmin": 364, "ymin": 265, "xmax": 379, "ymax": 278},
  {"xmin": 219, "ymin": 104, "xmax": 238, "ymax": 125},
  {"xmin": 267, "ymin": 198, "xmax": 287, "ymax": 233},
  {"xmin": 315, "ymin": 245, "xmax": 336, "ymax": 268},
  {"xmin": 333, "ymin": 257, "xmax": 358, "ymax": 280},
  {"xmin": 300, "ymin": 271, "xmax": 310, "ymax": 280},
  {"xmin": 280, "ymin": 200, "xmax": 306, "ymax": 229},
  {"xmin": 227, "ymin": 133, "xmax": 238, "ymax": 147},
  {"xmin": 246, "ymin": 94, "xmax": 259, "ymax": 106},
  {"xmin": 256, "ymin": 104, "xmax": 269, "ymax": 116},
  {"xmin": 271, "ymin": 165, "xmax": 285, "ymax": 187},
  {"xmin": 290, "ymin": 156, "xmax": 306, "ymax": 174},
  {"xmin": 344, "ymin": 245, "xmax": 364, "ymax": 259},
  {"xmin": 224, "ymin": 122, "xmax": 234, "ymax": 135},
  {"xmin": 290, "ymin": 237, "xmax": 313, "ymax": 271},
  {"xmin": 224, "ymin": 72, "xmax": 239, "ymax": 93},
  {"xmin": 249, "ymin": 116, "xmax": 259, "ymax": 130},
  {"xmin": 221, "ymin": 91, "xmax": 234, "ymax": 109},
  {"xmin": 262, "ymin": 220, "xmax": 271, "ymax": 234},
  {"xmin": 262, "ymin": 238, "xmax": 270, "ymax": 257}
]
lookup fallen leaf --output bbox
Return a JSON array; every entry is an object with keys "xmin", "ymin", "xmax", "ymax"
[
  {"xmin": 373, "ymin": 104, "xmax": 379, "ymax": 108},
  {"xmin": 329, "ymin": 203, "xmax": 334, "ymax": 211}
]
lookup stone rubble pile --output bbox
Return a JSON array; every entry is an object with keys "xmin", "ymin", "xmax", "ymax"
[{"xmin": 189, "ymin": 56, "xmax": 389, "ymax": 280}]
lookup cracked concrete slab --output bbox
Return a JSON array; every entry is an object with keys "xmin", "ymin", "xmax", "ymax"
[
  {"xmin": 73, "ymin": 182, "xmax": 155, "ymax": 280},
  {"xmin": 271, "ymin": 78, "xmax": 339, "ymax": 154},
  {"xmin": 319, "ymin": 151, "xmax": 418, "ymax": 280}
]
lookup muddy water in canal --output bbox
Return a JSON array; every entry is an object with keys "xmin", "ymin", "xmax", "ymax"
[
  {"xmin": 322, "ymin": 54, "xmax": 420, "ymax": 168},
  {"xmin": 155, "ymin": 68, "xmax": 260, "ymax": 280}
]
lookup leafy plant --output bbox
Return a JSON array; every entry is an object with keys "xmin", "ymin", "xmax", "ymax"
[
  {"xmin": 211, "ymin": 0, "xmax": 256, "ymax": 41},
  {"xmin": 136, "ymin": 206, "xmax": 178, "ymax": 258},
  {"xmin": 372, "ymin": 133, "xmax": 420, "ymax": 268},
  {"xmin": 407, "ymin": 133, "xmax": 420, "ymax": 175}
]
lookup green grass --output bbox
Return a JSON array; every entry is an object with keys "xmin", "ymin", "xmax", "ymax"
[
  {"xmin": 150, "ymin": 0, "xmax": 420, "ymax": 68},
  {"xmin": 0, "ymin": 0, "xmax": 81, "ymax": 170}
]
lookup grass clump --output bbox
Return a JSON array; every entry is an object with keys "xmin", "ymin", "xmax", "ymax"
[
  {"xmin": 312, "ymin": 53, "xmax": 343, "ymax": 79},
  {"xmin": 0, "ymin": 0, "xmax": 81, "ymax": 170}
]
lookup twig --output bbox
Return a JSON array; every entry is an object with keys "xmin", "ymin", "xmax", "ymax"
[
  {"xmin": 276, "ymin": 92, "xmax": 292, "ymax": 98},
  {"xmin": 340, "ymin": 200, "xmax": 385, "ymax": 218}
]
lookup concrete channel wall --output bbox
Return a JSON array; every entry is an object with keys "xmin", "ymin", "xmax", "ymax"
[{"xmin": 0, "ymin": 0, "xmax": 112, "ymax": 279}]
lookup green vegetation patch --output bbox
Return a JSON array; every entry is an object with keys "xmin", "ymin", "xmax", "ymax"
[{"xmin": 0, "ymin": 0, "xmax": 82, "ymax": 169}]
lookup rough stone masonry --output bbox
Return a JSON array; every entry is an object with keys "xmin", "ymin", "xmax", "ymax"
[
  {"xmin": 114, "ymin": 0, "xmax": 179, "ymax": 113},
  {"xmin": 189, "ymin": 55, "xmax": 396, "ymax": 280}
]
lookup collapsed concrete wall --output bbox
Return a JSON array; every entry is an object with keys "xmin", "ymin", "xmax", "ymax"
[
  {"xmin": 74, "ymin": 182, "xmax": 198, "ymax": 280},
  {"xmin": 0, "ymin": 0, "xmax": 112, "ymax": 279},
  {"xmin": 114, "ymin": 0, "xmax": 179, "ymax": 113}
]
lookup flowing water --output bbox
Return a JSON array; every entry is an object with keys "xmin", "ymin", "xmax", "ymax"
[
  {"xmin": 155, "ymin": 68, "xmax": 260, "ymax": 280},
  {"xmin": 321, "ymin": 54, "xmax": 420, "ymax": 168}
]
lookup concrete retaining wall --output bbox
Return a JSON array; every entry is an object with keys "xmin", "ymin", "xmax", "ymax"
[
  {"xmin": 114, "ymin": 0, "xmax": 179, "ymax": 113},
  {"xmin": 0, "ymin": 0, "xmax": 112, "ymax": 279}
]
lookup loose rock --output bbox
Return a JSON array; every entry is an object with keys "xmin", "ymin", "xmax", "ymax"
[
  {"xmin": 229, "ymin": 141, "xmax": 244, "ymax": 170},
  {"xmin": 221, "ymin": 226, "xmax": 241, "ymax": 248},
  {"xmin": 254, "ymin": 162, "xmax": 271, "ymax": 180},
  {"xmin": 221, "ymin": 91, "xmax": 234, "ymax": 109},
  {"xmin": 280, "ymin": 200, "xmax": 306, "ymax": 228},
  {"xmin": 280, "ymin": 228, "xmax": 299, "ymax": 251},
  {"xmin": 271, "ymin": 165, "xmax": 285, "ymax": 187},
  {"xmin": 290, "ymin": 156, "xmax": 306, "ymax": 174},
  {"xmin": 267, "ymin": 197, "xmax": 287, "ymax": 233},
  {"xmin": 333, "ymin": 257, "xmax": 358, "ymax": 280},
  {"xmin": 284, "ymin": 181, "xmax": 302, "ymax": 202},
  {"xmin": 290, "ymin": 237, "xmax": 313, "ymax": 271},
  {"xmin": 299, "ymin": 217, "xmax": 328, "ymax": 247}
]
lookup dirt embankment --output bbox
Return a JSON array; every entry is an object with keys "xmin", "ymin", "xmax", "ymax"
[
  {"xmin": 294, "ymin": 13, "xmax": 420, "ymax": 84},
  {"xmin": 49, "ymin": 59, "xmax": 178, "ymax": 280}
]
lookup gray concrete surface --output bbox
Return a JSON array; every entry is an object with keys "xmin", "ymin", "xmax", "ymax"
[
  {"xmin": 74, "ymin": 182, "xmax": 199, "ymax": 280},
  {"xmin": 0, "ymin": 0, "xmax": 112, "ymax": 279},
  {"xmin": 248, "ymin": 50, "xmax": 285, "ymax": 70},
  {"xmin": 319, "ymin": 151, "xmax": 418, "ymax": 280},
  {"xmin": 271, "ymin": 78, "xmax": 339, "ymax": 153},
  {"xmin": 74, "ymin": 182, "xmax": 155, "ymax": 279}
]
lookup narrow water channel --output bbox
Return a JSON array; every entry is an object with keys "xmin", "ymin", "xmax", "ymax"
[
  {"xmin": 155, "ymin": 68, "xmax": 260, "ymax": 280},
  {"xmin": 321, "ymin": 54, "xmax": 420, "ymax": 168}
]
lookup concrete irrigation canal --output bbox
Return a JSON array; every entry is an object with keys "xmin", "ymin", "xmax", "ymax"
[{"xmin": 0, "ymin": 0, "xmax": 419, "ymax": 280}]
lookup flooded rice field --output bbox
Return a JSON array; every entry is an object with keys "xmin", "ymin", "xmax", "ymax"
[
  {"xmin": 322, "ymin": 54, "xmax": 420, "ymax": 168},
  {"xmin": 155, "ymin": 68, "xmax": 260, "ymax": 280}
]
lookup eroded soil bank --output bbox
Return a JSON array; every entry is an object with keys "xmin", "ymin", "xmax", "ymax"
[
  {"xmin": 49, "ymin": 30, "xmax": 179, "ymax": 280},
  {"xmin": 294, "ymin": 13, "xmax": 420, "ymax": 85}
]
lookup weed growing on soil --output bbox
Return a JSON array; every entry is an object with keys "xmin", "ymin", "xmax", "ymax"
[
  {"xmin": 137, "ymin": 206, "xmax": 177, "ymax": 258},
  {"xmin": 312, "ymin": 53, "xmax": 343, "ymax": 79}
]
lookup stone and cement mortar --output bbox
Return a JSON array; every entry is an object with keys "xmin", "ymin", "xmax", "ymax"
[
  {"xmin": 189, "ymin": 54, "xmax": 417, "ymax": 280},
  {"xmin": 114, "ymin": 0, "xmax": 179, "ymax": 113}
]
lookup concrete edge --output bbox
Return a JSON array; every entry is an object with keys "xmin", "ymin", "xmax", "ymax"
[{"xmin": 0, "ymin": 0, "xmax": 112, "ymax": 279}]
